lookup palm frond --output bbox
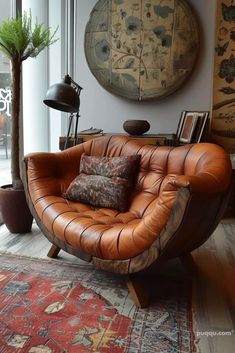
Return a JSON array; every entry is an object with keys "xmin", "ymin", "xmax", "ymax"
[{"xmin": 0, "ymin": 11, "xmax": 58, "ymax": 61}]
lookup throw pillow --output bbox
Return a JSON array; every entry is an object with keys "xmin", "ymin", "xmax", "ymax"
[{"xmin": 64, "ymin": 154, "xmax": 140, "ymax": 211}]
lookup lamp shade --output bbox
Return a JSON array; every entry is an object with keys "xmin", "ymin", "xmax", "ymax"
[{"xmin": 43, "ymin": 76, "xmax": 80, "ymax": 113}]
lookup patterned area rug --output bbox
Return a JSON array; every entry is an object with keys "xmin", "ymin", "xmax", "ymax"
[{"xmin": 0, "ymin": 253, "xmax": 196, "ymax": 353}]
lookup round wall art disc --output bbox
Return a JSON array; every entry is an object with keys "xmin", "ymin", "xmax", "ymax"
[{"xmin": 84, "ymin": 0, "xmax": 199, "ymax": 101}]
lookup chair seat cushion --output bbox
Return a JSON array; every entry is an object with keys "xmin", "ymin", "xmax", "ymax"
[{"xmin": 63, "ymin": 154, "xmax": 140, "ymax": 211}]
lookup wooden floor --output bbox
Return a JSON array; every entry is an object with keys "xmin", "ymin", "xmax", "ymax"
[
  {"xmin": 0, "ymin": 153, "xmax": 235, "ymax": 352},
  {"xmin": 192, "ymin": 219, "xmax": 235, "ymax": 353}
]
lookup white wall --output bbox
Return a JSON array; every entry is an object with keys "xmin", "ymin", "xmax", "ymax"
[
  {"xmin": 48, "ymin": 0, "xmax": 63, "ymax": 152},
  {"xmin": 0, "ymin": 0, "xmax": 10, "ymax": 21},
  {"xmin": 22, "ymin": 0, "xmax": 49, "ymax": 153},
  {"xmin": 22, "ymin": 0, "xmax": 63, "ymax": 153},
  {"xmin": 75, "ymin": 0, "xmax": 216, "ymax": 134}
]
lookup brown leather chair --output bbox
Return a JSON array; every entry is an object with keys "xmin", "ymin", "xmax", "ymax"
[{"xmin": 23, "ymin": 136, "xmax": 232, "ymax": 307}]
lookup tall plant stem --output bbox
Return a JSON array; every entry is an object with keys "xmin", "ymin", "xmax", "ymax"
[{"xmin": 11, "ymin": 58, "xmax": 23, "ymax": 190}]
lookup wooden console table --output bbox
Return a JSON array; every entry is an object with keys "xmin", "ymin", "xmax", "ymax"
[{"xmin": 59, "ymin": 133, "xmax": 176, "ymax": 151}]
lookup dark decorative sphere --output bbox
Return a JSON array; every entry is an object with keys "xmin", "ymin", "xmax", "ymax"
[{"xmin": 123, "ymin": 120, "xmax": 150, "ymax": 135}]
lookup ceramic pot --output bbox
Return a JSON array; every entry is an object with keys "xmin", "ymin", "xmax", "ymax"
[
  {"xmin": 123, "ymin": 120, "xmax": 150, "ymax": 135},
  {"xmin": 0, "ymin": 184, "xmax": 33, "ymax": 233}
]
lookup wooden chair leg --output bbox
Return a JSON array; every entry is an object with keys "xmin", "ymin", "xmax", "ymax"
[
  {"xmin": 47, "ymin": 244, "xmax": 61, "ymax": 258},
  {"xmin": 180, "ymin": 253, "xmax": 199, "ymax": 276},
  {"xmin": 126, "ymin": 275, "xmax": 149, "ymax": 308}
]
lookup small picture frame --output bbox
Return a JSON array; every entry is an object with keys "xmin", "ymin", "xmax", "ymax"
[
  {"xmin": 193, "ymin": 111, "xmax": 209, "ymax": 142},
  {"xmin": 177, "ymin": 111, "xmax": 210, "ymax": 144},
  {"xmin": 179, "ymin": 112, "xmax": 199, "ymax": 143}
]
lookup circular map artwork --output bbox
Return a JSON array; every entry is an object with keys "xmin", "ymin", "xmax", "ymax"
[{"xmin": 84, "ymin": 0, "xmax": 199, "ymax": 101}]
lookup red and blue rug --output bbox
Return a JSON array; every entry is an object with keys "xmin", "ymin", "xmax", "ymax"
[{"xmin": 0, "ymin": 253, "xmax": 196, "ymax": 352}]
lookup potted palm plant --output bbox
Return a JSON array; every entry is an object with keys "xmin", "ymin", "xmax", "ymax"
[{"xmin": 0, "ymin": 12, "xmax": 57, "ymax": 233}]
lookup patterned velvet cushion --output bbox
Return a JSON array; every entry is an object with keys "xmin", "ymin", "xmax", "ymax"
[{"xmin": 64, "ymin": 154, "xmax": 140, "ymax": 211}]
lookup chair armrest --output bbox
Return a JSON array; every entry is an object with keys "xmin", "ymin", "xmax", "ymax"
[
  {"xmin": 136, "ymin": 169, "xmax": 231, "ymax": 251},
  {"xmin": 23, "ymin": 144, "xmax": 87, "ymax": 197},
  {"xmin": 24, "ymin": 143, "xmax": 86, "ymax": 180},
  {"xmin": 167, "ymin": 172, "xmax": 231, "ymax": 193}
]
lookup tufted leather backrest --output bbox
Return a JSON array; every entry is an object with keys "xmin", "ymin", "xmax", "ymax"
[
  {"xmin": 25, "ymin": 136, "xmax": 231, "ymax": 213},
  {"xmin": 73, "ymin": 136, "xmax": 231, "ymax": 217}
]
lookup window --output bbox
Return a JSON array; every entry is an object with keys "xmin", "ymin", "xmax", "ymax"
[{"xmin": 0, "ymin": 0, "xmax": 12, "ymax": 184}]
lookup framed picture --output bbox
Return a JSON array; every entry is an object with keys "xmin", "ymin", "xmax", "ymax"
[
  {"xmin": 179, "ymin": 112, "xmax": 199, "ymax": 143},
  {"xmin": 177, "ymin": 111, "xmax": 210, "ymax": 144},
  {"xmin": 192, "ymin": 111, "xmax": 209, "ymax": 142},
  {"xmin": 176, "ymin": 110, "xmax": 187, "ymax": 140}
]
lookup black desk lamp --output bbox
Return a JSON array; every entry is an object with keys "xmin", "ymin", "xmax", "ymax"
[{"xmin": 44, "ymin": 74, "xmax": 82, "ymax": 149}]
